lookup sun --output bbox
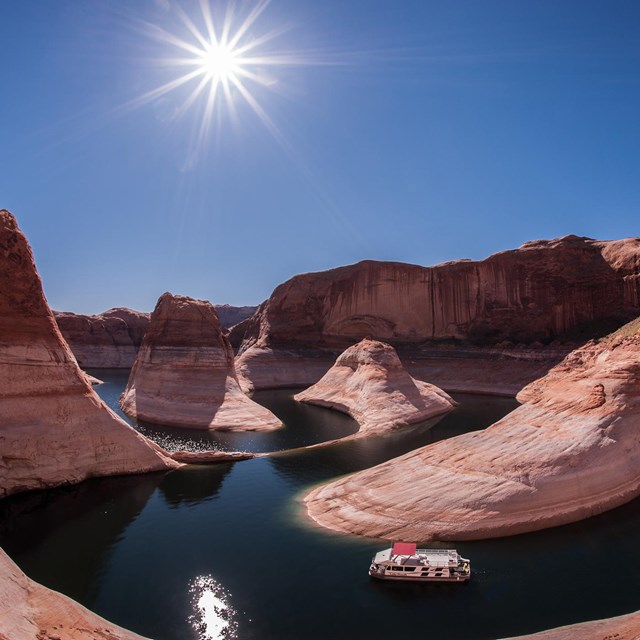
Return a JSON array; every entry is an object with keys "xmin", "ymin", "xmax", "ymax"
[
  {"xmin": 133, "ymin": 0, "xmax": 302, "ymax": 151},
  {"xmin": 199, "ymin": 43, "xmax": 240, "ymax": 82}
]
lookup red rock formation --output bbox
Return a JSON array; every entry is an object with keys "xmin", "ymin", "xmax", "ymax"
[
  {"xmin": 504, "ymin": 610, "xmax": 640, "ymax": 640},
  {"xmin": 0, "ymin": 210, "xmax": 178, "ymax": 498},
  {"xmin": 236, "ymin": 236, "xmax": 640, "ymax": 391},
  {"xmin": 304, "ymin": 317, "xmax": 640, "ymax": 541},
  {"xmin": 0, "ymin": 547, "xmax": 149, "ymax": 640},
  {"xmin": 54, "ymin": 308, "xmax": 150, "ymax": 369},
  {"xmin": 120, "ymin": 293, "xmax": 282, "ymax": 431},
  {"xmin": 55, "ymin": 305, "xmax": 256, "ymax": 369},
  {"xmin": 215, "ymin": 304, "xmax": 258, "ymax": 329},
  {"xmin": 295, "ymin": 339, "xmax": 455, "ymax": 436}
]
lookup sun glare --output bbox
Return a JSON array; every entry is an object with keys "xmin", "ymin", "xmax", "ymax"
[
  {"xmin": 200, "ymin": 43, "xmax": 239, "ymax": 81},
  {"xmin": 134, "ymin": 0, "xmax": 304, "ymax": 153}
]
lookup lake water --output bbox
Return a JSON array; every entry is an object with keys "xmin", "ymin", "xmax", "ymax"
[{"xmin": 2, "ymin": 371, "xmax": 640, "ymax": 640}]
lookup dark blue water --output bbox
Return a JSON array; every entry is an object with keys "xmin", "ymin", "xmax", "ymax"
[{"xmin": 1, "ymin": 372, "xmax": 640, "ymax": 640}]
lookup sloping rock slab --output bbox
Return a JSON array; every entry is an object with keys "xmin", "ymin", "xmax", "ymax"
[
  {"xmin": 0, "ymin": 210, "xmax": 177, "ymax": 498},
  {"xmin": 305, "ymin": 322, "xmax": 640, "ymax": 541},
  {"xmin": 0, "ymin": 547, "xmax": 149, "ymax": 639}
]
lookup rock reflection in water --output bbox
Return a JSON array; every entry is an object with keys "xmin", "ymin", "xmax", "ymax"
[
  {"xmin": 267, "ymin": 393, "xmax": 519, "ymax": 487},
  {"xmin": 189, "ymin": 575, "xmax": 238, "ymax": 640},
  {"xmin": 160, "ymin": 465, "xmax": 235, "ymax": 507},
  {"xmin": 0, "ymin": 473, "xmax": 164, "ymax": 605}
]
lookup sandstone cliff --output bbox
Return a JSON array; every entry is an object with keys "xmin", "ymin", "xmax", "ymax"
[
  {"xmin": 55, "ymin": 304, "xmax": 256, "ymax": 369},
  {"xmin": 295, "ymin": 339, "xmax": 455, "ymax": 436},
  {"xmin": 0, "ymin": 210, "xmax": 178, "ymax": 498},
  {"xmin": 503, "ymin": 609, "xmax": 640, "ymax": 640},
  {"xmin": 120, "ymin": 293, "xmax": 282, "ymax": 430},
  {"xmin": 240, "ymin": 236, "xmax": 640, "ymax": 349},
  {"xmin": 54, "ymin": 308, "xmax": 150, "ymax": 369},
  {"xmin": 215, "ymin": 304, "xmax": 258, "ymax": 329},
  {"xmin": 0, "ymin": 547, "xmax": 150, "ymax": 640},
  {"xmin": 236, "ymin": 236, "xmax": 640, "ymax": 391},
  {"xmin": 304, "ymin": 317, "xmax": 640, "ymax": 541}
]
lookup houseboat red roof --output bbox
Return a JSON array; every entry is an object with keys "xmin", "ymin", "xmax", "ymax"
[{"xmin": 392, "ymin": 542, "xmax": 417, "ymax": 556}]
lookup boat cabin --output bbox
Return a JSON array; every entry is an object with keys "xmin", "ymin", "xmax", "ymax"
[{"xmin": 369, "ymin": 542, "xmax": 471, "ymax": 583}]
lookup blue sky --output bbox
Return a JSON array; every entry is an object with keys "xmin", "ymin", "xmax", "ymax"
[{"xmin": 2, "ymin": 0, "xmax": 639, "ymax": 313}]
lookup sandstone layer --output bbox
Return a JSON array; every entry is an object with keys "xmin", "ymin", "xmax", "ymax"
[
  {"xmin": 295, "ymin": 339, "xmax": 455, "ymax": 437},
  {"xmin": 0, "ymin": 547, "xmax": 149, "ymax": 640},
  {"xmin": 503, "ymin": 609, "xmax": 640, "ymax": 640},
  {"xmin": 0, "ymin": 210, "xmax": 178, "ymax": 498},
  {"xmin": 120, "ymin": 293, "xmax": 282, "ymax": 431},
  {"xmin": 236, "ymin": 235, "xmax": 640, "ymax": 391},
  {"xmin": 55, "ymin": 308, "xmax": 150, "ymax": 369},
  {"xmin": 305, "ymin": 318, "xmax": 640, "ymax": 541},
  {"xmin": 236, "ymin": 343, "xmax": 570, "ymax": 396},
  {"xmin": 55, "ymin": 304, "xmax": 256, "ymax": 369}
]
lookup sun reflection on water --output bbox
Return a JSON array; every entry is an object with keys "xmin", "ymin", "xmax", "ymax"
[{"xmin": 189, "ymin": 575, "xmax": 238, "ymax": 640}]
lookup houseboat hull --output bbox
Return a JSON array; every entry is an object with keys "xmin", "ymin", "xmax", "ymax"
[{"xmin": 369, "ymin": 569, "xmax": 470, "ymax": 583}]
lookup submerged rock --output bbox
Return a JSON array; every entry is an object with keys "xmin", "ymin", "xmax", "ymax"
[
  {"xmin": 0, "ymin": 210, "xmax": 178, "ymax": 498},
  {"xmin": 295, "ymin": 339, "xmax": 455, "ymax": 437},
  {"xmin": 120, "ymin": 293, "xmax": 282, "ymax": 431},
  {"xmin": 304, "ymin": 318, "xmax": 640, "ymax": 541},
  {"xmin": 0, "ymin": 547, "xmax": 150, "ymax": 639}
]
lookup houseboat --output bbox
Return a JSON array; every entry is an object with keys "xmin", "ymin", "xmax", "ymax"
[{"xmin": 369, "ymin": 542, "xmax": 471, "ymax": 582}]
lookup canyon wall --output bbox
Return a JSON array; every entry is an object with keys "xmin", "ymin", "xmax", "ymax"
[
  {"xmin": 0, "ymin": 210, "xmax": 178, "ymax": 498},
  {"xmin": 240, "ymin": 236, "xmax": 640, "ymax": 349},
  {"xmin": 236, "ymin": 235, "xmax": 640, "ymax": 392},
  {"xmin": 55, "ymin": 304, "xmax": 257, "ymax": 369},
  {"xmin": 54, "ymin": 308, "xmax": 150, "ymax": 369},
  {"xmin": 120, "ymin": 293, "xmax": 282, "ymax": 430},
  {"xmin": 215, "ymin": 304, "xmax": 258, "ymax": 329},
  {"xmin": 0, "ymin": 547, "xmax": 150, "ymax": 640},
  {"xmin": 305, "ymin": 317, "xmax": 640, "ymax": 541}
]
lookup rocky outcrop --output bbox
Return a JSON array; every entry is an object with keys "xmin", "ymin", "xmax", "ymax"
[
  {"xmin": 235, "ymin": 346, "xmax": 336, "ymax": 393},
  {"xmin": 295, "ymin": 339, "xmax": 455, "ymax": 437},
  {"xmin": 0, "ymin": 547, "xmax": 149, "ymax": 639},
  {"xmin": 215, "ymin": 304, "xmax": 258, "ymax": 329},
  {"xmin": 235, "ymin": 343, "xmax": 571, "ymax": 395},
  {"xmin": 237, "ymin": 236, "xmax": 640, "ymax": 390},
  {"xmin": 0, "ymin": 210, "xmax": 179, "ymax": 498},
  {"xmin": 55, "ymin": 305, "xmax": 257, "ymax": 369},
  {"xmin": 120, "ymin": 293, "xmax": 282, "ymax": 431},
  {"xmin": 54, "ymin": 308, "xmax": 150, "ymax": 369},
  {"xmin": 503, "ymin": 610, "xmax": 640, "ymax": 640},
  {"xmin": 304, "ymin": 317, "xmax": 640, "ymax": 541}
]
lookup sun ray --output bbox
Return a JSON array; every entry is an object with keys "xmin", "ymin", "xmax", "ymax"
[
  {"xmin": 174, "ymin": 4, "xmax": 209, "ymax": 51},
  {"xmin": 143, "ymin": 21, "xmax": 204, "ymax": 57},
  {"xmin": 227, "ymin": 0, "xmax": 271, "ymax": 50},
  {"xmin": 198, "ymin": 77, "xmax": 220, "ymax": 146},
  {"xmin": 198, "ymin": 0, "xmax": 219, "ymax": 47},
  {"xmin": 127, "ymin": 67, "xmax": 205, "ymax": 110},
  {"xmin": 136, "ymin": 0, "xmax": 319, "ymax": 155},
  {"xmin": 233, "ymin": 24, "xmax": 292, "ymax": 56},
  {"xmin": 228, "ymin": 73, "xmax": 287, "ymax": 148},
  {"xmin": 220, "ymin": 1, "xmax": 236, "ymax": 48},
  {"xmin": 174, "ymin": 73, "xmax": 211, "ymax": 121}
]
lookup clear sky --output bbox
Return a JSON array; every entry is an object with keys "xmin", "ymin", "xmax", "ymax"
[{"xmin": 2, "ymin": 0, "xmax": 639, "ymax": 314}]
